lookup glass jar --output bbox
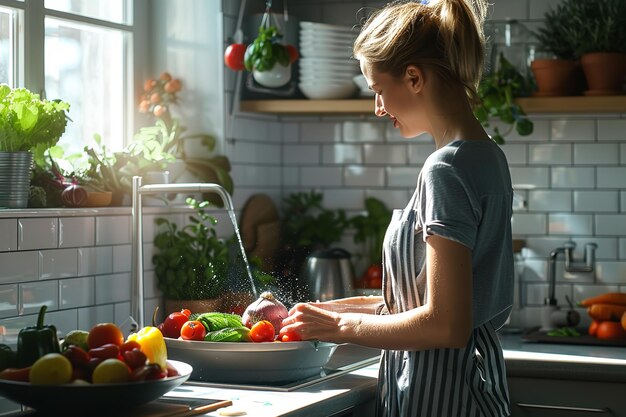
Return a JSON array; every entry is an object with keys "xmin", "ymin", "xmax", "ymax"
[{"xmin": 484, "ymin": 20, "xmax": 535, "ymax": 78}]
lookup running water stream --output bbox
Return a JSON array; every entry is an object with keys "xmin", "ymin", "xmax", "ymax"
[{"xmin": 228, "ymin": 210, "xmax": 258, "ymax": 299}]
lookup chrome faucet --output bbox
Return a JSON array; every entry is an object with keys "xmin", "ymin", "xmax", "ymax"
[
  {"xmin": 129, "ymin": 176, "xmax": 235, "ymax": 331},
  {"xmin": 541, "ymin": 241, "xmax": 597, "ymax": 330},
  {"xmin": 563, "ymin": 241, "xmax": 598, "ymax": 274}
]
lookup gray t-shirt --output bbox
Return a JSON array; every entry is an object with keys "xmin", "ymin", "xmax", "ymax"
[{"xmin": 415, "ymin": 139, "xmax": 514, "ymax": 329}]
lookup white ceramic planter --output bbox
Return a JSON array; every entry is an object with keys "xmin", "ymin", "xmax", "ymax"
[{"xmin": 253, "ymin": 63, "xmax": 292, "ymax": 88}]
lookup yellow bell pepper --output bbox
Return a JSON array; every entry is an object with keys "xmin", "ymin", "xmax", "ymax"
[{"xmin": 127, "ymin": 326, "xmax": 167, "ymax": 370}]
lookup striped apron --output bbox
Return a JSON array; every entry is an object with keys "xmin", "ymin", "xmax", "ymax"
[{"xmin": 375, "ymin": 193, "xmax": 510, "ymax": 417}]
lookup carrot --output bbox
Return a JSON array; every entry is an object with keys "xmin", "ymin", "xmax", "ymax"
[
  {"xmin": 587, "ymin": 303, "xmax": 626, "ymax": 322},
  {"xmin": 580, "ymin": 292, "xmax": 626, "ymax": 307}
]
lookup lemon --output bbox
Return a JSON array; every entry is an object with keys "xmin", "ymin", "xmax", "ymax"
[
  {"xmin": 92, "ymin": 359, "xmax": 130, "ymax": 384},
  {"xmin": 29, "ymin": 353, "xmax": 73, "ymax": 385}
]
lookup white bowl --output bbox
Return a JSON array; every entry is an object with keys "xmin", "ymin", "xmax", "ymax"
[
  {"xmin": 300, "ymin": 21, "xmax": 354, "ymax": 34},
  {"xmin": 300, "ymin": 58, "xmax": 359, "ymax": 73},
  {"xmin": 299, "ymin": 82, "xmax": 358, "ymax": 99},
  {"xmin": 300, "ymin": 68, "xmax": 358, "ymax": 79},
  {"xmin": 300, "ymin": 76, "xmax": 355, "ymax": 85},
  {"xmin": 300, "ymin": 48, "xmax": 352, "ymax": 59},
  {"xmin": 353, "ymin": 74, "xmax": 375, "ymax": 97}
]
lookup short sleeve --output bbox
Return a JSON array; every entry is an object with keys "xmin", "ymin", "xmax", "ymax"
[{"xmin": 418, "ymin": 162, "xmax": 479, "ymax": 249}]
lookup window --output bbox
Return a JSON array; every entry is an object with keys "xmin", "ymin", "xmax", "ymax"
[{"xmin": 0, "ymin": 0, "xmax": 139, "ymax": 153}]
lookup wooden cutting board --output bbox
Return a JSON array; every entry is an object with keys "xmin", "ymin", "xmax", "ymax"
[{"xmin": 239, "ymin": 194, "xmax": 281, "ymax": 271}]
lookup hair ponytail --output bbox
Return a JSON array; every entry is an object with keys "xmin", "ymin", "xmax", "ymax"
[{"xmin": 354, "ymin": 0, "xmax": 488, "ymax": 104}]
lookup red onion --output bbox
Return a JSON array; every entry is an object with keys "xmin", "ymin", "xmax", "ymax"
[
  {"xmin": 61, "ymin": 184, "xmax": 88, "ymax": 207},
  {"xmin": 242, "ymin": 291, "xmax": 288, "ymax": 335}
]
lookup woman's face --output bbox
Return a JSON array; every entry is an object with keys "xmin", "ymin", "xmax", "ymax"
[{"xmin": 359, "ymin": 59, "xmax": 426, "ymax": 138}]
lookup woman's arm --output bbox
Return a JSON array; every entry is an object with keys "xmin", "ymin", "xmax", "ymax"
[
  {"xmin": 281, "ymin": 235, "xmax": 473, "ymax": 350},
  {"xmin": 309, "ymin": 296, "xmax": 385, "ymax": 314}
]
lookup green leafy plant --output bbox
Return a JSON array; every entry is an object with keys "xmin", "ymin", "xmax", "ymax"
[
  {"xmin": 244, "ymin": 25, "xmax": 290, "ymax": 72},
  {"xmin": 475, "ymin": 54, "xmax": 534, "ymax": 144},
  {"xmin": 349, "ymin": 197, "xmax": 392, "ymax": 266},
  {"xmin": 153, "ymin": 197, "xmax": 230, "ymax": 300},
  {"xmin": 0, "ymin": 84, "xmax": 70, "ymax": 166},
  {"xmin": 281, "ymin": 190, "xmax": 349, "ymax": 251},
  {"xmin": 534, "ymin": 0, "xmax": 626, "ymax": 58}
]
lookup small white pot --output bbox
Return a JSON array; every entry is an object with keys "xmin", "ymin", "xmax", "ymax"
[{"xmin": 253, "ymin": 63, "xmax": 291, "ymax": 88}]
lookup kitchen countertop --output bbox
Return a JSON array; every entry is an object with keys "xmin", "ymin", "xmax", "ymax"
[
  {"xmin": 159, "ymin": 335, "xmax": 626, "ymax": 417},
  {"xmin": 4, "ymin": 335, "xmax": 626, "ymax": 417}
]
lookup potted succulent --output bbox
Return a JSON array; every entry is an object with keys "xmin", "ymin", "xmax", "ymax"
[
  {"xmin": 349, "ymin": 197, "xmax": 392, "ymax": 289},
  {"xmin": 531, "ymin": 3, "xmax": 587, "ymax": 96},
  {"xmin": 0, "ymin": 84, "xmax": 70, "ymax": 208},
  {"xmin": 153, "ymin": 197, "xmax": 230, "ymax": 314},
  {"xmin": 475, "ymin": 54, "xmax": 534, "ymax": 144}
]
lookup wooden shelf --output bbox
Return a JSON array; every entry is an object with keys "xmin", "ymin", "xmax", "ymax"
[{"xmin": 240, "ymin": 96, "xmax": 626, "ymax": 115}]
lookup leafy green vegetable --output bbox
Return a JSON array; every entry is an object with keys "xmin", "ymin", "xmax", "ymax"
[
  {"xmin": 0, "ymin": 84, "xmax": 70, "ymax": 166},
  {"xmin": 547, "ymin": 327, "xmax": 580, "ymax": 337},
  {"xmin": 204, "ymin": 326, "xmax": 250, "ymax": 342},
  {"xmin": 196, "ymin": 312, "xmax": 243, "ymax": 332}
]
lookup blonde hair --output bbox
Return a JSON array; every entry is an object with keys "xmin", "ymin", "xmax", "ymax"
[{"xmin": 353, "ymin": 0, "xmax": 488, "ymax": 104}]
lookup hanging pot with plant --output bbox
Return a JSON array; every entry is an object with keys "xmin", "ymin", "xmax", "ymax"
[{"xmin": 243, "ymin": 2, "xmax": 298, "ymax": 88}]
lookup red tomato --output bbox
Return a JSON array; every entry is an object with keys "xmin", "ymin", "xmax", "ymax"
[
  {"xmin": 180, "ymin": 320, "xmax": 206, "ymax": 341},
  {"xmin": 130, "ymin": 364, "xmax": 167, "ymax": 382},
  {"xmin": 249, "ymin": 320, "xmax": 275, "ymax": 343},
  {"xmin": 88, "ymin": 323, "xmax": 124, "ymax": 349},
  {"xmin": 286, "ymin": 45, "xmax": 299, "ymax": 64},
  {"xmin": 119, "ymin": 340, "xmax": 141, "ymax": 354},
  {"xmin": 161, "ymin": 312, "xmax": 189, "ymax": 339},
  {"xmin": 122, "ymin": 348, "xmax": 148, "ymax": 370},
  {"xmin": 224, "ymin": 43, "xmax": 247, "ymax": 71},
  {"xmin": 588, "ymin": 320, "xmax": 600, "ymax": 336},
  {"xmin": 62, "ymin": 345, "xmax": 90, "ymax": 368},
  {"xmin": 363, "ymin": 264, "xmax": 383, "ymax": 289},
  {"xmin": 88, "ymin": 343, "xmax": 120, "ymax": 359},
  {"xmin": 180, "ymin": 309, "xmax": 192, "ymax": 318},
  {"xmin": 596, "ymin": 321, "xmax": 626, "ymax": 340},
  {"xmin": 280, "ymin": 331, "xmax": 302, "ymax": 342}
]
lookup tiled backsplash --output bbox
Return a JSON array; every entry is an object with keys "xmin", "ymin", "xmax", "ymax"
[{"xmin": 223, "ymin": 0, "xmax": 626, "ymax": 329}]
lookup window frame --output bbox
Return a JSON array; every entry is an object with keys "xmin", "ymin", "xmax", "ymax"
[{"xmin": 0, "ymin": 0, "xmax": 148, "ymax": 150}]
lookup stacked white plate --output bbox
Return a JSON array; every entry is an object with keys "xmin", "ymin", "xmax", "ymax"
[{"xmin": 298, "ymin": 21, "xmax": 360, "ymax": 99}]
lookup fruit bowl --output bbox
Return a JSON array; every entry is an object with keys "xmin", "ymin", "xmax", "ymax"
[
  {"xmin": 0, "ymin": 360, "xmax": 191, "ymax": 415},
  {"xmin": 165, "ymin": 338, "xmax": 337, "ymax": 383}
]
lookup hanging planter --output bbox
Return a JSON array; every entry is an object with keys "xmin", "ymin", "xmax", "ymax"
[{"xmin": 242, "ymin": 1, "xmax": 298, "ymax": 88}]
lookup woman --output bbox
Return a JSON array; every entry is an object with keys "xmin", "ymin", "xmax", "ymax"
[{"xmin": 281, "ymin": 0, "xmax": 513, "ymax": 416}]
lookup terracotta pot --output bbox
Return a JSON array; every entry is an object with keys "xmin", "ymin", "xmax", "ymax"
[
  {"xmin": 165, "ymin": 298, "xmax": 223, "ymax": 316},
  {"xmin": 530, "ymin": 59, "xmax": 585, "ymax": 96},
  {"xmin": 581, "ymin": 52, "xmax": 626, "ymax": 96},
  {"xmin": 83, "ymin": 191, "xmax": 113, "ymax": 207}
]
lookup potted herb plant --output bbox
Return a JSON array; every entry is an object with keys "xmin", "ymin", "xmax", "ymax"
[
  {"xmin": 135, "ymin": 72, "xmax": 234, "ymax": 205},
  {"xmin": 0, "ymin": 84, "xmax": 70, "ymax": 208},
  {"xmin": 153, "ymin": 197, "xmax": 230, "ymax": 314},
  {"xmin": 244, "ymin": 23, "xmax": 298, "ymax": 88},
  {"xmin": 349, "ymin": 197, "xmax": 392, "ymax": 289},
  {"xmin": 475, "ymin": 54, "xmax": 534, "ymax": 144},
  {"xmin": 530, "ymin": 2, "xmax": 587, "ymax": 96},
  {"xmin": 555, "ymin": 0, "xmax": 626, "ymax": 95}
]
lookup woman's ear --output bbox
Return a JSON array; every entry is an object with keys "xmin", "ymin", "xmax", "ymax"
[{"xmin": 404, "ymin": 64, "xmax": 425, "ymax": 94}]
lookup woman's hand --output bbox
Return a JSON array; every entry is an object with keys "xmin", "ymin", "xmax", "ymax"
[{"xmin": 281, "ymin": 303, "xmax": 350, "ymax": 343}]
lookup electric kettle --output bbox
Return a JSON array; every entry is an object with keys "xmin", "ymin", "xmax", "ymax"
[{"xmin": 303, "ymin": 248, "xmax": 355, "ymax": 302}]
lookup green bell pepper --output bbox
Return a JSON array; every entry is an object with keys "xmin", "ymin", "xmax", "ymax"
[
  {"xmin": 16, "ymin": 305, "xmax": 60, "ymax": 367},
  {"xmin": 0, "ymin": 344, "xmax": 15, "ymax": 371}
]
